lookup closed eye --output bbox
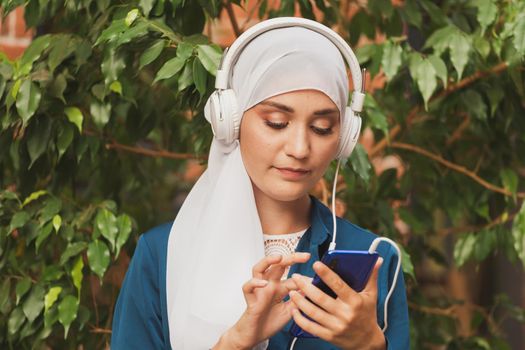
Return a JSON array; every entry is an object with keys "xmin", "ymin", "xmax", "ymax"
[
  {"xmin": 265, "ymin": 120, "xmax": 288, "ymax": 129},
  {"xmin": 311, "ymin": 125, "xmax": 333, "ymax": 135}
]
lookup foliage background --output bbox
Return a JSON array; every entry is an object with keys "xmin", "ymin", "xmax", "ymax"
[{"xmin": 0, "ymin": 0, "xmax": 524, "ymax": 348}]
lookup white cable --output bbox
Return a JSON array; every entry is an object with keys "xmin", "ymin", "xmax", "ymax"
[
  {"xmin": 289, "ymin": 336, "xmax": 298, "ymax": 350},
  {"xmin": 328, "ymin": 159, "xmax": 342, "ymax": 251},
  {"xmin": 368, "ymin": 237, "xmax": 402, "ymax": 332}
]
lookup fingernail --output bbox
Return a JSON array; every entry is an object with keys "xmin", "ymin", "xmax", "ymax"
[
  {"xmin": 256, "ymin": 279, "xmax": 268, "ymax": 286},
  {"xmin": 291, "ymin": 273, "xmax": 300, "ymax": 279}
]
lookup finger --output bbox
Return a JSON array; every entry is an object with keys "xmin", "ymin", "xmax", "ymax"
[
  {"xmin": 289, "ymin": 290, "xmax": 337, "ymax": 328},
  {"xmin": 242, "ymin": 278, "xmax": 269, "ymax": 304},
  {"xmin": 265, "ymin": 252, "xmax": 310, "ymax": 281},
  {"xmin": 252, "ymin": 255, "xmax": 283, "ymax": 278},
  {"xmin": 312, "ymin": 262, "xmax": 357, "ymax": 302},
  {"xmin": 291, "ymin": 273, "xmax": 339, "ymax": 315},
  {"xmin": 362, "ymin": 257, "xmax": 383, "ymax": 297},
  {"xmin": 290, "ymin": 308, "xmax": 331, "ymax": 340},
  {"xmin": 278, "ymin": 252, "xmax": 311, "ymax": 267},
  {"xmin": 265, "ymin": 264, "xmax": 288, "ymax": 281}
]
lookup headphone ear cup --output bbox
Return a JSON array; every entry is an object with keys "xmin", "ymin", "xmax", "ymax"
[
  {"xmin": 204, "ymin": 89, "xmax": 240, "ymax": 145},
  {"xmin": 336, "ymin": 107, "xmax": 362, "ymax": 160}
]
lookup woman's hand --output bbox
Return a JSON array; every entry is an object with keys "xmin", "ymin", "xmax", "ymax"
[
  {"xmin": 289, "ymin": 258, "xmax": 386, "ymax": 350},
  {"xmin": 214, "ymin": 252, "xmax": 311, "ymax": 350}
]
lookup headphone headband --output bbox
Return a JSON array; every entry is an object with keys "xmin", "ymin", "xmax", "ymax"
[{"xmin": 214, "ymin": 17, "xmax": 365, "ymax": 113}]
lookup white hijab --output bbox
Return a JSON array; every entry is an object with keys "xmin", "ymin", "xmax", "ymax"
[{"xmin": 166, "ymin": 25, "xmax": 349, "ymax": 349}]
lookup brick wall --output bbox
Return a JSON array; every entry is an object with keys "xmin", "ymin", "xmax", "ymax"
[{"xmin": 0, "ymin": 7, "xmax": 32, "ymax": 60}]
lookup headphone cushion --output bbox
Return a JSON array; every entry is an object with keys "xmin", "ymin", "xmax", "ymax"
[
  {"xmin": 205, "ymin": 89, "xmax": 240, "ymax": 144},
  {"xmin": 337, "ymin": 107, "xmax": 362, "ymax": 160}
]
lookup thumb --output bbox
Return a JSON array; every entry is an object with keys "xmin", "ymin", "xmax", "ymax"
[{"xmin": 363, "ymin": 257, "xmax": 383, "ymax": 297}]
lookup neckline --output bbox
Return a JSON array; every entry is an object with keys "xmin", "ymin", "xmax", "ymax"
[{"xmin": 263, "ymin": 227, "xmax": 309, "ymax": 239}]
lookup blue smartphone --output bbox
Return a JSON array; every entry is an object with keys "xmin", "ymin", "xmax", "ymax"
[{"xmin": 289, "ymin": 250, "xmax": 379, "ymax": 338}]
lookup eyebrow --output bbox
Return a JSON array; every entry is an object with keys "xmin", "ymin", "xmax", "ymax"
[{"xmin": 258, "ymin": 100, "xmax": 339, "ymax": 116}]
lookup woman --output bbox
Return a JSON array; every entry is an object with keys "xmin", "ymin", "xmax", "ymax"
[{"xmin": 111, "ymin": 18, "xmax": 409, "ymax": 350}]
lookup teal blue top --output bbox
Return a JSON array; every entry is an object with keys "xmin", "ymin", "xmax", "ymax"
[{"xmin": 111, "ymin": 197, "xmax": 410, "ymax": 349}]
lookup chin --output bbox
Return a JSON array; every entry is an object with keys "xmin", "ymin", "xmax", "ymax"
[{"xmin": 264, "ymin": 185, "xmax": 311, "ymax": 203}]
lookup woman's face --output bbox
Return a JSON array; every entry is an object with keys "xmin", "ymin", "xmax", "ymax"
[{"xmin": 239, "ymin": 89, "xmax": 340, "ymax": 202}]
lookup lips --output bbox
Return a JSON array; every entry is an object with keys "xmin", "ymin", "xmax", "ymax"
[{"xmin": 274, "ymin": 166, "xmax": 311, "ymax": 179}]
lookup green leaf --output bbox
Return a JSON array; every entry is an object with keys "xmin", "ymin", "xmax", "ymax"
[
  {"xmin": 101, "ymin": 49, "xmax": 126, "ymax": 86},
  {"xmin": 18, "ymin": 35, "xmax": 51, "ymax": 76},
  {"xmin": 154, "ymin": 57, "xmax": 185, "ymax": 83},
  {"xmin": 449, "ymin": 31, "xmax": 471, "ymax": 80},
  {"xmin": 95, "ymin": 19, "xmax": 127, "ymax": 46},
  {"xmin": 513, "ymin": 15, "xmax": 525, "ymax": 55},
  {"xmin": 0, "ymin": 278, "xmax": 11, "ymax": 315},
  {"xmin": 16, "ymin": 80, "xmax": 41, "ymax": 125},
  {"xmin": 115, "ymin": 214, "xmax": 132, "ymax": 257},
  {"xmin": 381, "ymin": 41, "xmax": 403, "ymax": 82},
  {"xmin": 96, "ymin": 208, "xmax": 118, "ymax": 252},
  {"xmin": 473, "ymin": 229, "xmax": 496, "ymax": 262},
  {"xmin": 58, "ymin": 295, "xmax": 78, "ymax": 338},
  {"xmin": 140, "ymin": 0, "xmax": 155, "ymax": 16},
  {"xmin": 87, "ymin": 240, "xmax": 110, "ymax": 280},
  {"xmin": 178, "ymin": 60, "xmax": 193, "ymax": 92},
  {"xmin": 364, "ymin": 95, "xmax": 388, "ymax": 137},
  {"xmin": 48, "ymin": 73, "xmax": 67, "ymax": 103},
  {"xmin": 35, "ymin": 222, "xmax": 53, "ymax": 253},
  {"xmin": 349, "ymin": 143, "xmax": 372, "ymax": 184},
  {"xmin": 9, "ymin": 211, "xmax": 30, "ymax": 233},
  {"xmin": 139, "ymin": 40, "xmax": 165, "ymax": 69},
  {"xmin": 52, "ymin": 214, "xmax": 62, "ymax": 233},
  {"xmin": 90, "ymin": 100, "xmax": 112, "ymax": 128},
  {"xmin": 424, "ymin": 26, "xmax": 456, "ymax": 55},
  {"xmin": 177, "ymin": 41, "xmax": 194, "ymax": 60},
  {"xmin": 27, "ymin": 115, "xmax": 52, "ymax": 168},
  {"xmin": 473, "ymin": 0, "xmax": 498, "ymax": 34},
  {"xmin": 408, "ymin": 53, "xmax": 437, "ymax": 109},
  {"xmin": 40, "ymin": 197, "xmax": 62, "ymax": 223},
  {"xmin": 196, "ymin": 44, "xmax": 222, "ymax": 76},
  {"xmin": 512, "ymin": 204, "xmax": 525, "ymax": 268},
  {"xmin": 427, "ymin": 55, "xmax": 448, "ymax": 88},
  {"xmin": 8, "ymin": 307, "xmax": 26, "ymax": 336},
  {"xmin": 22, "ymin": 285, "xmax": 44, "ymax": 322},
  {"xmin": 22, "ymin": 190, "xmax": 47, "ymax": 207},
  {"xmin": 48, "ymin": 34, "xmax": 77, "ymax": 74},
  {"xmin": 454, "ymin": 232, "xmax": 476, "ymax": 267},
  {"xmin": 109, "ymin": 80, "xmax": 122, "ymax": 95},
  {"xmin": 71, "ymin": 257, "xmax": 84, "ymax": 297},
  {"xmin": 42, "ymin": 265, "xmax": 64, "ymax": 282},
  {"xmin": 462, "ymin": 90, "xmax": 487, "ymax": 121},
  {"xmin": 193, "ymin": 56, "xmax": 207, "ymax": 96},
  {"xmin": 125, "ymin": 9, "xmax": 140, "ymax": 27},
  {"xmin": 59, "ymin": 242, "xmax": 88, "ymax": 265},
  {"xmin": 400, "ymin": 245, "xmax": 415, "ymax": 280},
  {"xmin": 473, "ymin": 35, "xmax": 491, "ymax": 60},
  {"xmin": 116, "ymin": 21, "xmax": 149, "ymax": 47},
  {"xmin": 15, "ymin": 277, "xmax": 31, "ymax": 305},
  {"xmin": 57, "ymin": 123, "xmax": 74, "ymax": 160},
  {"xmin": 44, "ymin": 286, "xmax": 62, "ymax": 313},
  {"xmin": 400, "ymin": 0, "xmax": 422, "ymax": 28},
  {"xmin": 485, "ymin": 86, "xmax": 503, "ymax": 116},
  {"xmin": 64, "ymin": 107, "xmax": 83, "ymax": 133}
]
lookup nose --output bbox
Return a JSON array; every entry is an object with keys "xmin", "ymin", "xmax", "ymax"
[{"xmin": 284, "ymin": 125, "xmax": 310, "ymax": 160}]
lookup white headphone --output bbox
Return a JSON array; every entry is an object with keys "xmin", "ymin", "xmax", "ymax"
[{"xmin": 204, "ymin": 17, "xmax": 366, "ymax": 160}]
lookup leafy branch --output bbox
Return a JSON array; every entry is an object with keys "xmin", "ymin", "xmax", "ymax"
[
  {"xmin": 370, "ymin": 61, "xmax": 510, "ymax": 158},
  {"xmin": 390, "ymin": 142, "xmax": 525, "ymax": 199}
]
